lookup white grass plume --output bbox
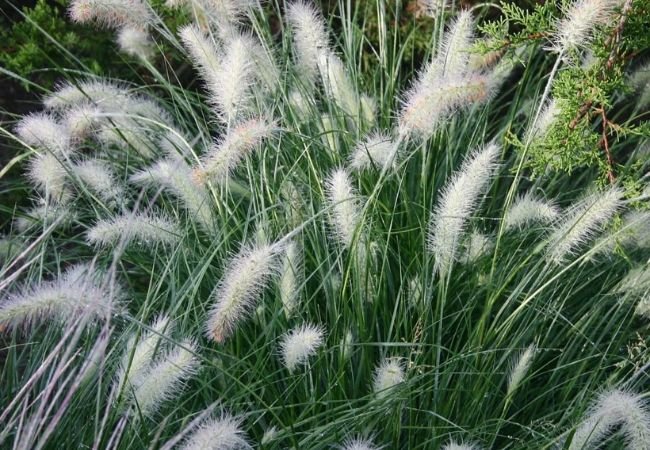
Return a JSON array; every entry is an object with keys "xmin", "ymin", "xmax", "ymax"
[
  {"xmin": 568, "ymin": 389, "xmax": 650, "ymax": 450},
  {"xmin": 318, "ymin": 51, "xmax": 360, "ymax": 118},
  {"xmin": 349, "ymin": 132, "xmax": 399, "ymax": 173},
  {"xmin": 73, "ymin": 159, "xmax": 124, "ymax": 206},
  {"xmin": 373, "ymin": 357, "xmax": 405, "ymax": 399},
  {"xmin": 115, "ymin": 315, "xmax": 173, "ymax": 394},
  {"xmin": 43, "ymin": 79, "xmax": 130, "ymax": 110},
  {"xmin": 194, "ymin": 117, "xmax": 276, "ymax": 184},
  {"xmin": 63, "ymin": 104, "xmax": 105, "ymax": 139},
  {"xmin": 69, "ymin": 0, "xmax": 153, "ymax": 29},
  {"xmin": 547, "ymin": 187, "xmax": 623, "ymax": 263},
  {"xmin": 87, "ymin": 212, "xmax": 181, "ymax": 248},
  {"xmin": 179, "ymin": 24, "xmax": 221, "ymax": 95},
  {"xmin": 442, "ymin": 441, "xmax": 481, "ymax": 450},
  {"xmin": 183, "ymin": 19, "xmax": 272, "ymax": 104},
  {"xmin": 341, "ymin": 436, "xmax": 380, "ymax": 450},
  {"xmin": 428, "ymin": 143, "xmax": 500, "ymax": 276},
  {"xmin": 212, "ymin": 34, "xmax": 254, "ymax": 124},
  {"xmin": 16, "ymin": 113, "xmax": 72, "ymax": 155},
  {"xmin": 398, "ymin": 11, "xmax": 496, "ymax": 139},
  {"xmin": 15, "ymin": 203, "xmax": 76, "ymax": 232},
  {"xmin": 27, "ymin": 152, "xmax": 72, "ymax": 204},
  {"xmin": 206, "ymin": 243, "xmax": 281, "ymax": 343},
  {"xmin": 0, "ymin": 264, "xmax": 117, "ymax": 331},
  {"xmin": 96, "ymin": 118, "xmax": 159, "ymax": 159},
  {"xmin": 525, "ymin": 99, "xmax": 560, "ymax": 143},
  {"xmin": 286, "ymin": 1, "xmax": 329, "ymax": 87},
  {"xmin": 131, "ymin": 339, "xmax": 199, "ymax": 417},
  {"xmin": 279, "ymin": 322, "xmax": 325, "ymax": 372},
  {"xmin": 280, "ymin": 240, "xmax": 302, "ymax": 318},
  {"xmin": 179, "ymin": 413, "xmax": 251, "ymax": 450},
  {"xmin": 435, "ymin": 10, "xmax": 475, "ymax": 79},
  {"xmin": 117, "ymin": 26, "xmax": 153, "ymax": 60},
  {"xmin": 504, "ymin": 193, "xmax": 560, "ymax": 231},
  {"xmin": 506, "ymin": 344, "xmax": 536, "ymax": 397},
  {"xmin": 461, "ymin": 231, "xmax": 493, "ymax": 264},
  {"xmin": 131, "ymin": 158, "xmax": 214, "ymax": 231},
  {"xmin": 551, "ymin": 0, "xmax": 618, "ymax": 55},
  {"xmin": 398, "ymin": 72, "xmax": 494, "ymax": 140},
  {"xmin": 325, "ymin": 167, "xmax": 363, "ymax": 248}
]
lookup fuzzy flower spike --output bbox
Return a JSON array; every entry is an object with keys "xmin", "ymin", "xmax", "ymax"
[
  {"xmin": 547, "ymin": 186, "xmax": 622, "ymax": 263},
  {"xmin": 206, "ymin": 242, "xmax": 282, "ymax": 343},
  {"xmin": 325, "ymin": 167, "xmax": 364, "ymax": 248},
  {"xmin": 550, "ymin": 0, "xmax": 619, "ymax": 55},
  {"xmin": 179, "ymin": 413, "xmax": 252, "ymax": 450},
  {"xmin": 194, "ymin": 117, "xmax": 276, "ymax": 185},
  {"xmin": 428, "ymin": 143, "xmax": 500, "ymax": 276},
  {"xmin": 0, "ymin": 264, "xmax": 118, "ymax": 331},
  {"xmin": 279, "ymin": 323, "xmax": 325, "ymax": 372},
  {"xmin": 568, "ymin": 388, "xmax": 650, "ymax": 450},
  {"xmin": 286, "ymin": 1, "xmax": 329, "ymax": 88}
]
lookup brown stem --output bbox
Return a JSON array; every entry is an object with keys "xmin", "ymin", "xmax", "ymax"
[{"xmin": 598, "ymin": 108, "xmax": 616, "ymax": 184}]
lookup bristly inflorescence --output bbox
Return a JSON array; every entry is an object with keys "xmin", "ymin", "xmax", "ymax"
[
  {"xmin": 567, "ymin": 389, "xmax": 650, "ymax": 450},
  {"xmin": 279, "ymin": 322, "xmax": 325, "ymax": 372},
  {"xmin": 428, "ymin": 143, "xmax": 500, "ymax": 276},
  {"xmin": 206, "ymin": 243, "xmax": 282, "ymax": 343},
  {"xmin": 179, "ymin": 413, "xmax": 252, "ymax": 450},
  {"xmin": 0, "ymin": 264, "xmax": 119, "ymax": 331}
]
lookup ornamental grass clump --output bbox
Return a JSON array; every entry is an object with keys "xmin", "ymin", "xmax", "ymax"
[{"xmin": 2, "ymin": 0, "xmax": 650, "ymax": 448}]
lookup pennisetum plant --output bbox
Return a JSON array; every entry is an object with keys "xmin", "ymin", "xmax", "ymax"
[{"xmin": 1, "ymin": 0, "xmax": 650, "ymax": 448}]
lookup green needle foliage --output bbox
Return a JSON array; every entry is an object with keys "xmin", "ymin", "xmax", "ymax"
[{"xmin": 1, "ymin": 0, "xmax": 650, "ymax": 449}]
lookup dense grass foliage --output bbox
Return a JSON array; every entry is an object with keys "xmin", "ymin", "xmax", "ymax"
[{"xmin": 1, "ymin": 0, "xmax": 650, "ymax": 449}]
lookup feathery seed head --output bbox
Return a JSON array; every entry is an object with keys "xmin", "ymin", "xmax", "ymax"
[
  {"xmin": 69, "ymin": 0, "xmax": 153, "ymax": 29},
  {"xmin": 279, "ymin": 322, "xmax": 325, "ymax": 372},
  {"xmin": 325, "ymin": 167, "xmax": 363, "ymax": 248},
  {"xmin": 196, "ymin": 117, "xmax": 276, "ymax": 184},
  {"xmin": 341, "ymin": 436, "xmax": 381, "ymax": 450},
  {"xmin": 280, "ymin": 240, "xmax": 302, "ymax": 318},
  {"xmin": 16, "ymin": 113, "xmax": 73, "ymax": 155},
  {"xmin": 131, "ymin": 158, "xmax": 214, "ymax": 231},
  {"xmin": 131, "ymin": 339, "xmax": 199, "ymax": 417},
  {"xmin": 349, "ymin": 132, "xmax": 399, "ymax": 172},
  {"xmin": 27, "ymin": 152, "xmax": 72, "ymax": 204},
  {"xmin": 73, "ymin": 159, "xmax": 124, "ymax": 205},
  {"xmin": 286, "ymin": 1, "xmax": 329, "ymax": 86},
  {"xmin": 442, "ymin": 441, "xmax": 481, "ymax": 450},
  {"xmin": 461, "ymin": 231, "xmax": 493, "ymax": 264},
  {"xmin": 436, "ymin": 10, "xmax": 475, "ymax": 79},
  {"xmin": 206, "ymin": 243, "xmax": 280, "ymax": 343},
  {"xmin": 506, "ymin": 344, "xmax": 536, "ymax": 397},
  {"xmin": 15, "ymin": 203, "xmax": 76, "ymax": 232},
  {"xmin": 504, "ymin": 193, "xmax": 560, "ymax": 231},
  {"xmin": 117, "ymin": 26, "xmax": 153, "ymax": 60},
  {"xmin": 179, "ymin": 413, "xmax": 251, "ymax": 450},
  {"xmin": 568, "ymin": 388, "xmax": 650, "ymax": 450},
  {"xmin": 261, "ymin": 426, "xmax": 278, "ymax": 445},
  {"xmin": 551, "ymin": 0, "xmax": 618, "ymax": 54},
  {"xmin": 373, "ymin": 357, "xmax": 405, "ymax": 398},
  {"xmin": 87, "ymin": 212, "xmax": 182, "ymax": 248},
  {"xmin": 547, "ymin": 187, "xmax": 623, "ymax": 263},
  {"xmin": 526, "ymin": 99, "xmax": 560, "ymax": 143},
  {"xmin": 428, "ymin": 143, "xmax": 500, "ymax": 275},
  {"xmin": 318, "ymin": 51, "xmax": 360, "ymax": 118},
  {"xmin": 398, "ymin": 72, "xmax": 492, "ymax": 139},
  {"xmin": 211, "ymin": 34, "xmax": 255, "ymax": 124},
  {"xmin": 43, "ymin": 79, "xmax": 130, "ymax": 111},
  {"xmin": 63, "ymin": 104, "xmax": 105, "ymax": 139},
  {"xmin": 115, "ymin": 315, "xmax": 173, "ymax": 393},
  {"xmin": 360, "ymin": 94, "xmax": 377, "ymax": 128},
  {"xmin": 0, "ymin": 264, "xmax": 117, "ymax": 331}
]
